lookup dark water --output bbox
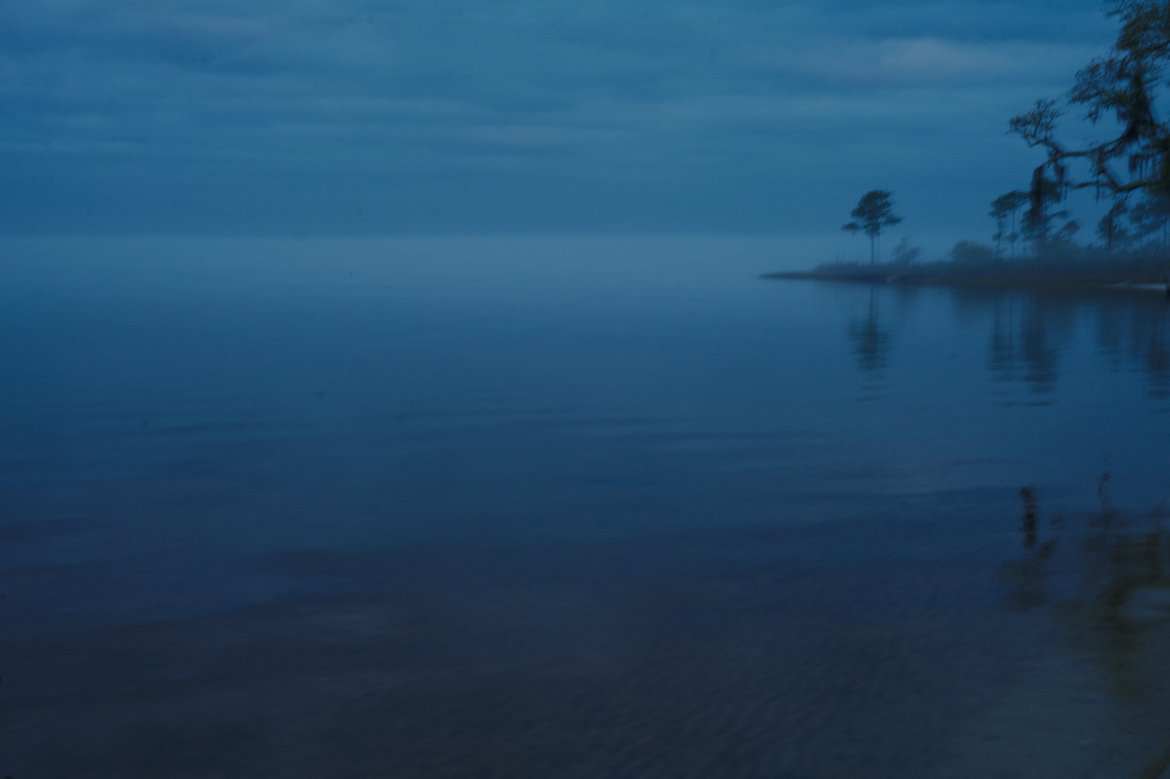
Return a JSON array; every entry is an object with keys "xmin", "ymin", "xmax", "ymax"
[{"xmin": 3, "ymin": 237, "xmax": 1170, "ymax": 777}]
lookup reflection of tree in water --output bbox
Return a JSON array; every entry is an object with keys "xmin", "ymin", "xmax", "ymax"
[
  {"xmin": 1141, "ymin": 307, "xmax": 1170, "ymax": 398},
  {"xmin": 1094, "ymin": 296, "xmax": 1170, "ymax": 399},
  {"xmin": 988, "ymin": 297, "xmax": 1018, "ymax": 381},
  {"xmin": 982, "ymin": 289, "xmax": 1170, "ymax": 398},
  {"xmin": 837, "ymin": 285, "xmax": 1170, "ymax": 397},
  {"xmin": 1019, "ymin": 304, "xmax": 1062, "ymax": 393},
  {"xmin": 847, "ymin": 285, "xmax": 892, "ymax": 373},
  {"xmin": 981, "ymin": 291, "xmax": 1072, "ymax": 394},
  {"xmin": 1002, "ymin": 486, "xmax": 1170, "ymax": 775}
]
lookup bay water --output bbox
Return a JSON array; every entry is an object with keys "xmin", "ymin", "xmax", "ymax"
[{"xmin": 2, "ymin": 236, "xmax": 1170, "ymax": 777}]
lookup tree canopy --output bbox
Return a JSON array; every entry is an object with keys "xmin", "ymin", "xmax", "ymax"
[
  {"xmin": 842, "ymin": 190, "xmax": 902, "ymax": 265},
  {"xmin": 1010, "ymin": 1, "xmax": 1170, "ymax": 239},
  {"xmin": 990, "ymin": 191, "xmax": 1029, "ymax": 258}
]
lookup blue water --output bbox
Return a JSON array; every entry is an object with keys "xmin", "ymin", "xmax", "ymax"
[{"xmin": 3, "ymin": 237, "xmax": 1170, "ymax": 777}]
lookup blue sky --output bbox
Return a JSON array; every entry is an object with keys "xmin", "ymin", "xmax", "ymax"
[{"xmin": 0, "ymin": 0, "xmax": 1117, "ymax": 240}]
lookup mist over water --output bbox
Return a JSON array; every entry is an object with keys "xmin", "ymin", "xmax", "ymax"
[{"xmin": 3, "ymin": 236, "xmax": 1170, "ymax": 777}]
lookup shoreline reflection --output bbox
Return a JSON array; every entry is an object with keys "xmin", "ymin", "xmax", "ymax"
[{"xmin": 833, "ymin": 283, "xmax": 1170, "ymax": 400}]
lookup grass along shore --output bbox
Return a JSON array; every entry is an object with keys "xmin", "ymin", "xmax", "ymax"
[{"xmin": 763, "ymin": 257, "xmax": 1170, "ymax": 294}]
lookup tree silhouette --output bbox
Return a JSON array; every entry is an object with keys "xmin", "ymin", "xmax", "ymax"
[
  {"xmin": 1129, "ymin": 192, "xmax": 1170, "ymax": 250},
  {"xmin": 1009, "ymin": 1, "xmax": 1170, "ymax": 264},
  {"xmin": 990, "ymin": 191, "xmax": 1029, "ymax": 259},
  {"xmin": 1019, "ymin": 174, "xmax": 1070, "ymax": 255},
  {"xmin": 1097, "ymin": 199, "xmax": 1130, "ymax": 253},
  {"xmin": 842, "ymin": 190, "xmax": 902, "ymax": 266}
]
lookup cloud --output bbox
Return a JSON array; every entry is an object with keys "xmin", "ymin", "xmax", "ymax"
[
  {"xmin": 0, "ymin": 0, "xmax": 1120, "ymax": 234},
  {"xmin": 762, "ymin": 37, "xmax": 1099, "ymax": 88}
]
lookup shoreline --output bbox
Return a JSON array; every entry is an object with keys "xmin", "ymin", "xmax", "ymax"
[{"xmin": 761, "ymin": 269, "xmax": 1170, "ymax": 295}]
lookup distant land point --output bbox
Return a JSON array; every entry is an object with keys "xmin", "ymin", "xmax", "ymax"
[{"xmin": 764, "ymin": 260, "xmax": 1170, "ymax": 295}]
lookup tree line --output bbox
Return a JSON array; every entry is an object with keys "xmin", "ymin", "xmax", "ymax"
[
  {"xmin": 1005, "ymin": 0, "xmax": 1170, "ymax": 263},
  {"xmin": 843, "ymin": 1, "xmax": 1170, "ymax": 269}
]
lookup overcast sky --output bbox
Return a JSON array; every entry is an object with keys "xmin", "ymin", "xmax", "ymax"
[{"xmin": 0, "ymin": 0, "xmax": 1118, "ymax": 239}]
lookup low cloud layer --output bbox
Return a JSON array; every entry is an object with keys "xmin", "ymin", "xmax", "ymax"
[{"xmin": 0, "ymin": 0, "xmax": 1116, "ymax": 236}]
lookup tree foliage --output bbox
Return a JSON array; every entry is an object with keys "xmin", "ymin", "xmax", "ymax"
[
  {"xmin": 1022, "ymin": 176, "xmax": 1071, "ymax": 245},
  {"xmin": 891, "ymin": 237, "xmax": 921, "ymax": 266},
  {"xmin": 842, "ymin": 190, "xmax": 902, "ymax": 264},
  {"xmin": 949, "ymin": 240, "xmax": 996, "ymax": 265},
  {"xmin": 1097, "ymin": 199, "xmax": 1131, "ymax": 252},
  {"xmin": 1129, "ymin": 191, "xmax": 1170, "ymax": 247},
  {"xmin": 1010, "ymin": 1, "xmax": 1170, "ymax": 249},
  {"xmin": 990, "ymin": 191, "xmax": 1029, "ymax": 258}
]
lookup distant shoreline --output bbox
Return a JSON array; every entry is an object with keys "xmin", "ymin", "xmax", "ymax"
[{"xmin": 761, "ymin": 268, "xmax": 1170, "ymax": 295}]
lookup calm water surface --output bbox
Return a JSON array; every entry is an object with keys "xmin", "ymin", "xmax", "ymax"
[{"xmin": 3, "ymin": 237, "xmax": 1170, "ymax": 777}]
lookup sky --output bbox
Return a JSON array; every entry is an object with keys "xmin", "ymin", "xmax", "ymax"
[{"xmin": 0, "ymin": 0, "xmax": 1120, "ymax": 243}]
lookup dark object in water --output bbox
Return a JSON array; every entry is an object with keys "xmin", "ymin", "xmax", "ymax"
[
  {"xmin": 1098, "ymin": 470, "xmax": 1112, "ymax": 514},
  {"xmin": 1019, "ymin": 485, "xmax": 1038, "ymax": 549}
]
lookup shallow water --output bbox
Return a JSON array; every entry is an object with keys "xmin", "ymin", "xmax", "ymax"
[{"xmin": 2, "ymin": 237, "xmax": 1170, "ymax": 777}]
